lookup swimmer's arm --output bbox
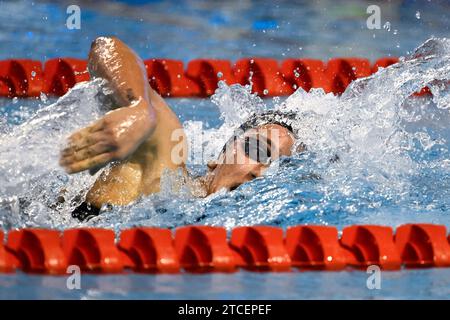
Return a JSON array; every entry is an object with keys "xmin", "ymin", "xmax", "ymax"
[{"xmin": 60, "ymin": 36, "xmax": 157, "ymax": 174}]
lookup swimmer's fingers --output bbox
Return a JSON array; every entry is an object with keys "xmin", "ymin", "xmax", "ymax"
[
  {"xmin": 60, "ymin": 119, "xmax": 120, "ymax": 174},
  {"xmin": 61, "ymin": 131, "xmax": 107, "ymax": 156},
  {"xmin": 63, "ymin": 120, "xmax": 105, "ymax": 150},
  {"xmin": 62, "ymin": 152, "xmax": 115, "ymax": 174},
  {"xmin": 60, "ymin": 142, "xmax": 117, "ymax": 165},
  {"xmin": 69, "ymin": 119, "xmax": 104, "ymax": 141}
]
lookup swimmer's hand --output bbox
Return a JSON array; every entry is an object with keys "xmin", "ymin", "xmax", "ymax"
[{"xmin": 59, "ymin": 98, "xmax": 156, "ymax": 174}]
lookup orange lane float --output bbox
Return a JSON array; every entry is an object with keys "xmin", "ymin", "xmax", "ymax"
[
  {"xmin": 340, "ymin": 225, "xmax": 401, "ymax": 270},
  {"xmin": 281, "ymin": 59, "xmax": 331, "ymax": 93},
  {"xmin": 0, "ymin": 223, "xmax": 448, "ymax": 274},
  {"xmin": 6, "ymin": 228, "xmax": 67, "ymax": 274},
  {"xmin": 144, "ymin": 59, "xmax": 200, "ymax": 97},
  {"xmin": 175, "ymin": 226, "xmax": 235, "ymax": 272},
  {"xmin": 0, "ymin": 56, "xmax": 406, "ymax": 98},
  {"xmin": 233, "ymin": 58, "xmax": 293, "ymax": 96},
  {"xmin": 0, "ymin": 59, "xmax": 43, "ymax": 97},
  {"xmin": 186, "ymin": 59, "xmax": 236, "ymax": 96},
  {"xmin": 395, "ymin": 224, "xmax": 450, "ymax": 268},
  {"xmin": 43, "ymin": 58, "xmax": 90, "ymax": 96},
  {"xmin": 285, "ymin": 225, "xmax": 347, "ymax": 270},
  {"xmin": 230, "ymin": 226, "xmax": 291, "ymax": 272},
  {"xmin": 62, "ymin": 228, "xmax": 123, "ymax": 273},
  {"xmin": 119, "ymin": 227, "xmax": 179, "ymax": 273},
  {"xmin": 326, "ymin": 58, "xmax": 372, "ymax": 95},
  {"xmin": 372, "ymin": 57, "xmax": 399, "ymax": 73},
  {"xmin": 0, "ymin": 230, "xmax": 17, "ymax": 272}
]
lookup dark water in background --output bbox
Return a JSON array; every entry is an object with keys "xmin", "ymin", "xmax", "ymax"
[{"xmin": 0, "ymin": 0, "xmax": 449, "ymax": 61}]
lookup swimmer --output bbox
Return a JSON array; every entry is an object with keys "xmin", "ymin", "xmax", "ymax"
[{"xmin": 60, "ymin": 37, "xmax": 304, "ymax": 220}]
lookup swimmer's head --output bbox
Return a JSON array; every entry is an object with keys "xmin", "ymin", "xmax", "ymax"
[{"xmin": 205, "ymin": 111, "xmax": 304, "ymax": 194}]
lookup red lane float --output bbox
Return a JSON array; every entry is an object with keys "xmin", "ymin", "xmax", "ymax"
[
  {"xmin": 175, "ymin": 226, "xmax": 235, "ymax": 272},
  {"xmin": 370, "ymin": 57, "xmax": 430, "ymax": 97},
  {"xmin": 6, "ymin": 229, "xmax": 67, "ymax": 274},
  {"xmin": 372, "ymin": 57, "xmax": 399, "ymax": 73},
  {"xmin": 0, "ymin": 231, "xmax": 17, "ymax": 272},
  {"xmin": 0, "ymin": 60, "xmax": 43, "ymax": 97},
  {"xmin": 395, "ymin": 224, "xmax": 450, "ymax": 267},
  {"xmin": 1, "ymin": 223, "xmax": 449, "ymax": 274},
  {"xmin": 144, "ymin": 59, "xmax": 200, "ymax": 97},
  {"xmin": 326, "ymin": 58, "xmax": 372, "ymax": 94},
  {"xmin": 230, "ymin": 226, "xmax": 291, "ymax": 271},
  {"xmin": 285, "ymin": 226, "xmax": 347, "ymax": 270},
  {"xmin": 119, "ymin": 227, "xmax": 179, "ymax": 273},
  {"xmin": 281, "ymin": 59, "xmax": 331, "ymax": 93},
  {"xmin": 414, "ymin": 86, "xmax": 433, "ymax": 97},
  {"xmin": 62, "ymin": 228, "xmax": 123, "ymax": 273},
  {"xmin": 340, "ymin": 225, "xmax": 401, "ymax": 270},
  {"xmin": 0, "ymin": 56, "xmax": 413, "ymax": 98},
  {"xmin": 186, "ymin": 59, "xmax": 236, "ymax": 97},
  {"xmin": 234, "ymin": 58, "xmax": 293, "ymax": 96},
  {"xmin": 43, "ymin": 58, "xmax": 89, "ymax": 96}
]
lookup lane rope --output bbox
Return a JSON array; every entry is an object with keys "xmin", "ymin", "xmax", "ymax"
[
  {"xmin": 1, "ymin": 224, "xmax": 449, "ymax": 274},
  {"xmin": 0, "ymin": 57, "xmax": 441, "ymax": 274},
  {"xmin": 1, "ymin": 57, "xmax": 430, "ymax": 99}
]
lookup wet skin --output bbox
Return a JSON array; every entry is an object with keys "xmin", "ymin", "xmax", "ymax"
[
  {"xmin": 205, "ymin": 124, "xmax": 295, "ymax": 194},
  {"xmin": 60, "ymin": 36, "xmax": 295, "ymax": 208}
]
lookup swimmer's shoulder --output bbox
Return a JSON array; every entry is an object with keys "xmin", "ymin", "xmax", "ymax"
[{"xmin": 145, "ymin": 92, "xmax": 187, "ymax": 168}]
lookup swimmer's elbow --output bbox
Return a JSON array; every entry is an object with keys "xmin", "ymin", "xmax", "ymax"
[
  {"xmin": 88, "ymin": 36, "xmax": 124, "ymax": 68},
  {"xmin": 90, "ymin": 36, "xmax": 121, "ymax": 51}
]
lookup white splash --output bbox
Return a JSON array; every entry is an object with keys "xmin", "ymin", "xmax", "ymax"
[{"xmin": 1, "ymin": 38, "xmax": 450, "ymax": 231}]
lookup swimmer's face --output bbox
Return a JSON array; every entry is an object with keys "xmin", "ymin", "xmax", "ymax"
[{"xmin": 206, "ymin": 124, "xmax": 296, "ymax": 194}]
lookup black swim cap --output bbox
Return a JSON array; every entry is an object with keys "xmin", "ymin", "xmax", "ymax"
[
  {"xmin": 219, "ymin": 110, "xmax": 300, "ymax": 155},
  {"xmin": 238, "ymin": 110, "xmax": 298, "ymax": 136}
]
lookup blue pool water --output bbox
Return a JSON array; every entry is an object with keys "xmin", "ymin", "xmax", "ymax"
[
  {"xmin": 1, "ymin": 0, "xmax": 450, "ymax": 299},
  {"xmin": 1, "ymin": 269, "xmax": 450, "ymax": 300}
]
